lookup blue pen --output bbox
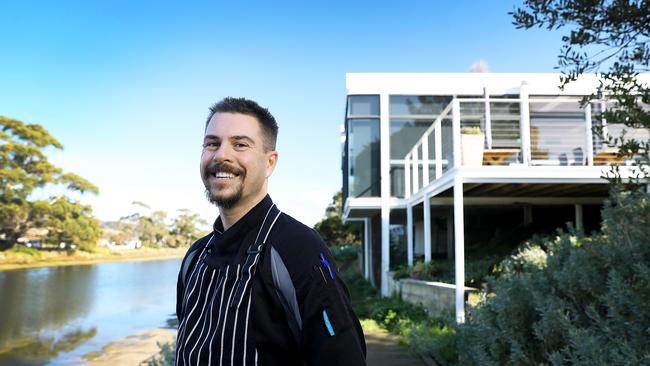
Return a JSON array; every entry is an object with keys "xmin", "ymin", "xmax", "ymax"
[{"xmin": 319, "ymin": 253, "xmax": 334, "ymax": 280}]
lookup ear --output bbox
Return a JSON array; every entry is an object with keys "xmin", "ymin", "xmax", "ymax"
[{"xmin": 265, "ymin": 150, "xmax": 279, "ymax": 178}]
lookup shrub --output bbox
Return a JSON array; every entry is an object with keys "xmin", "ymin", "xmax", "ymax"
[
  {"xmin": 458, "ymin": 189, "xmax": 650, "ymax": 365},
  {"xmin": 330, "ymin": 244, "xmax": 360, "ymax": 263},
  {"xmin": 147, "ymin": 340, "xmax": 175, "ymax": 366}
]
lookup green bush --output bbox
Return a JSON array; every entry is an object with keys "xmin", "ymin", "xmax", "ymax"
[
  {"xmin": 458, "ymin": 189, "xmax": 650, "ymax": 365},
  {"xmin": 147, "ymin": 340, "xmax": 175, "ymax": 366},
  {"xmin": 392, "ymin": 256, "xmax": 499, "ymax": 286},
  {"xmin": 354, "ymin": 295, "xmax": 458, "ymax": 365},
  {"xmin": 8, "ymin": 245, "xmax": 42, "ymax": 257},
  {"xmin": 330, "ymin": 243, "xmax": 360, "ymax": 263}
]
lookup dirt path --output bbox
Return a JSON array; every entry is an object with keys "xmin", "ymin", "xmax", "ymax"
[{"xmin": 362, "ymin": 320, "xmax": 428, "ymax": 366}]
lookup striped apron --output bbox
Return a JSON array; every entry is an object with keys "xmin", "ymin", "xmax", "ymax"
[{"xmin": 176, "ymin": 204, "xmax": 282, "ymax": 366}]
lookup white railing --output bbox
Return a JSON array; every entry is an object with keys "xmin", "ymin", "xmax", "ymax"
[{"xmin": 402, "ymin": 96, "xmax": 624, "ymax": 198}]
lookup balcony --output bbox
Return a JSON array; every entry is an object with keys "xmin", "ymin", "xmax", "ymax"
[{"xmin": 402, "ymin": 95, "xmax": 647, "ymax": 199}]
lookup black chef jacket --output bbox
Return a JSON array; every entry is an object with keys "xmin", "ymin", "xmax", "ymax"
[{"xmin": 176, "ymin": 195, "xmax": 367, "ymax": 365}]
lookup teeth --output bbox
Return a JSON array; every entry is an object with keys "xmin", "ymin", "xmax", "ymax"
[{"xmin": 215, "ymin": 172, "xmax": 236, "ymax": 178}]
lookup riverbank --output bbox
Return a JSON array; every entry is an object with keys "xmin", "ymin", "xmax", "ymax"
[
  {"xmin": 0, "ymin": 247, "xmax": 187, "ymax": 271},
  {"xmin": 82, "ymin": 328, "xmax": 176, "ymax": 366}
]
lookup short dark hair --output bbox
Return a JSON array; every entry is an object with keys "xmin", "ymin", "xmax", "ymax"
[{"xmin": 206, "ymin": 97, "xmax": 278, "ymax": 151}]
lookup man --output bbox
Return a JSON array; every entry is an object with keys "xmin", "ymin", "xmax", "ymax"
[{"xmin": 175, "ymin": 97, "xmax": 366, "ymax": 365}]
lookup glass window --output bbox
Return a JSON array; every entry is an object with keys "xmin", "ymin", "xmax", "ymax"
[
  {"xmin": 390, "ymin": 96, "xmax": 452, "ymax": 116},
  {"xmin": 348, "ymin": 119, "xmax": 380, "ymax": 197},
  {"xmin": 389, "ymin": 120, "xmax": 433, "ymax": 159},
  {"xmin": 529, "ymin": 99, "xmax": 586, "ymax": 165},
  {"xmin": 490, "ymin": 102, "xmax": 521, "ymax": 149},
  {"xmin": 347, "ymin": 95, "xmax": 379, "ymax": 117}
]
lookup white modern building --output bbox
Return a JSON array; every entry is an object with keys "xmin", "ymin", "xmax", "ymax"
[{"xmin": 341, "ymin": 73, "xmax": 650, "ymax": 323}]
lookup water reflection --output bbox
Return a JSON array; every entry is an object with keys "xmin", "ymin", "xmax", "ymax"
[
  {"xmin": 0, "ymin": 259, "xmax": 180, "ymax": 365},
  {"xmin": 0, "ymin": 327, "xmax": 97, "ymax": 366},
  {"xmin": 0, "ymin": 266, "xmax": 96, "ymax": 348}
]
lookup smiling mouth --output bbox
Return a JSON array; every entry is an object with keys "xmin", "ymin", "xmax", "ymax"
[{"xmin": 211, "ymin": 171, "xmax": 241, "ymax": 180}]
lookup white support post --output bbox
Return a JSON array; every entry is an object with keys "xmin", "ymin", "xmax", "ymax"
[
  {"xmin": 452, "ymin": 99, "xmax": 462, "ymax": 168},
  {"xmin": 524, "ymin": 205, "xmax": 533, "ymax": 226},
  {"xmin": 423, "ymin": 194, "xmax": 432, "ymax": 263},
  {"xmin": 453, "ymin": 175, "xmax": 466, "ymax": 323},
  {"xmin": 422, "ymin": 135, "xmax": 429, "ymax": 186},
  {"xmin": 364, "ymin": 218, "xmax": 370, "ymax": 280},
  {"xmin": 601, "ymin": 100, "xmax": 609, "ymax": 141},
  {"xmin": 483, "ymin": 87, "xmax": 493, "ymax": 149},
  {"xmin": 404, "ymin": 154, "xmax": 411, "ymax": 198},
  {"xmin": 380, "ymin": 93, "xmax": 391, "ymax": 297},
  {"xmin": 435, "ymin": 120, "xmax": 442, "ymax": 178},
  {"xmin": 585, "ymin": 103, "xmax": 594, "ymax": 166},
  {"xmin": 575, "ymin": 204, "xmax": 584, "ymax": 232},
  {"xmin": 407, "ymin": 204, "xmax": 414, "ymax": 266},
  {"xmin": 412, "ymin": 146, "xmax": 419, "ymax": 193},
  {"xmin": 519, "ymin": 82, "xmax": 532, "ymax": 165}
]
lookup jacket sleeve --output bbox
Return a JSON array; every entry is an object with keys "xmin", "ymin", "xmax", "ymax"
[{"xmin": 290, "ymin": 231, "xmax": 367, "ymax": 365}]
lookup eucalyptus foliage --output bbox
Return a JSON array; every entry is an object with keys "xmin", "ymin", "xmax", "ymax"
[
  {"xmin": 0, "ymin": 116, "xmax": 100, "ymax": 249},
  {"xmin": 513, "ymin": 0, "xmax": 650, "ymax": 183}
]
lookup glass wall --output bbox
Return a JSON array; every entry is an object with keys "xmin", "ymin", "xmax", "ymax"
[
  {"xmin": 529, "ymin": 98, "xmax": 586, "ymax": 165},
  {"xmin": 490, "ymin": 101, "xmax": 521, "ymax": 149},
  {"xmin": 389, "ymin": 96, "xmax": 452, "ymax": 197},
  {"xmin": 346, "ymin": 95, "xmax": 381, "ymax": 198}
]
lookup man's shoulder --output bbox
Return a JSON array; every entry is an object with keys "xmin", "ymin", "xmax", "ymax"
[
  {"xmin": 267, "ymin": 211, "xmax": 330, "ymax": 274},
  {"xmin": 272, "ymin": 211, "xmax": 326, "ymax": 250}
]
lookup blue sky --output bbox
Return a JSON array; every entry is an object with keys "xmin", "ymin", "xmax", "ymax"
[{"xmin": 0, "ymin": 1, "xmax": 564, "ymax": 227}]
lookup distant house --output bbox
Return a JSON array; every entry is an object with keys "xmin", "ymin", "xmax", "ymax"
[
  {"xmin": 17, "ymin": 228, "xmax": 49, "ymax": 248},
  {"xmin": 341, "ymin": 73, "xmax": 650, "ymax": 322}
]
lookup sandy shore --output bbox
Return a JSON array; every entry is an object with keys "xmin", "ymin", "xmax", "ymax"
[
  {"xmin": 82, "ymin": 328, "xmax": 176, "ymax": 366},
  {"xmin": 0, "ymin": 247, "xmax": 187, "ymax": 271}
]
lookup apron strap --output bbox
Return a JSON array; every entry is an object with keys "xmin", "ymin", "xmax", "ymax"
[{"xmin": 229, "ymin": 204, "xmax": 282, "ymax": 309}]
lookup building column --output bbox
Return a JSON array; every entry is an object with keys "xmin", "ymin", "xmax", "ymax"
[
  {"xmin": 424, "ymin": 194, "xmax": 432, "ymax": 263},
  {"xmin": 453, "ymin": 175, "xmax": 466, "ymax": 323},
  {"xmin": 364, "ymin": 218, "xmax": 370, "ymax": 280},
  {"xmin": 380, "ymin": 93, "xmax": 391, "ymax": 297},
  {"xmin": 483, "ymin": 87, "xmax": 493, "ymax": 149},
  {"xmin": 585, "ymin": 103, "xmax": 594, "ymax": 166},
  {"xmin": 524, "ymin": 205, "xmax": 533, "ymax": 226},
  {"xmin": 520, "ymin": 81, "xmax": 532, "ymax": 165},
  {"xmin": 575, "ymin": 204, "xmax": 584, "ymax": 232},
  {"xmin": 447, "ymin": 208, "xmax": 454, "ymax": 260},
  {"xmin": 407, "ymin": 204, "xmax": 414, "ymax": 266}
]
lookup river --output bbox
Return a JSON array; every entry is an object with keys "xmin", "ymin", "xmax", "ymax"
[{"xmin": 0, "ymin": 259, "xmax": 181, "ymax": 365}]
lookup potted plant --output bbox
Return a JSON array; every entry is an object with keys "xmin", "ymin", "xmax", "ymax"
[{"xmin": 461, "ymin": 126, "xmax": 485, "ymax": 166}]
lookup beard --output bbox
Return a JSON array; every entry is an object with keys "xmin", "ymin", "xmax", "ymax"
[
  {"xmin": 202, "ymin": 162, "xmax": 245, "ymax": 209},
  {"xmin": 204, "ymin": 186, "xmax": 243, "ymax": 209}
]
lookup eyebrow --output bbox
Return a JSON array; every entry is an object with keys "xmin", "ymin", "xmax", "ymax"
[
  {"xmin": 231, "ymin": 135, "xmax": 255, "ymax": 144},
  {"xmin": 203, "ymin": 135, "xmax": 255, "ymax": 145}
]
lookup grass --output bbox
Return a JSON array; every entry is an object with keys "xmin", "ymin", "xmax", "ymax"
[{"xmin": 335, "ymin": 245, "xmax": 459, "ymax": 365}]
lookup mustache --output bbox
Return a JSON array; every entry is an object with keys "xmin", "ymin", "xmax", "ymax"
[{"xmin": 206, "ymin": 162, "xmax": 244, "ymax": 175}]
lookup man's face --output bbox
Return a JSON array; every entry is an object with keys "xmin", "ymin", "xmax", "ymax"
[{"xmin": 201, "ymin": 112, "xmax": 277, "ymax": 209}]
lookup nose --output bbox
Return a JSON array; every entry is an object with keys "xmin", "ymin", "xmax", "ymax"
[{"xmin": 210, "ymin": 142, "xmax": 232, "ymax": 163}]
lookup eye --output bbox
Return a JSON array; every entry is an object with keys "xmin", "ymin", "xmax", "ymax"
[
  {"xmin": 234, "ymin": 143, "xmax": 249, "ymax": 149},
  {"xmin": 203, "ymin": 142, "xmax": 219, "ymax": 150}
]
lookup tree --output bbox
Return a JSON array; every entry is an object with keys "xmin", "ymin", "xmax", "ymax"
[
  {"xmin": 169, "ymin": 208, "xmax": 208, "ymax": 247},
  {"xmin": 0, "ymin": 116, "xmax": 100, "ymax": 250},
  {"xmin": 44, "ymin": 197, "xmax": 102, "ymax": 251},
  {"xmin": 313, "ymin": 191, "xmax": 361, "ymax": 246},
  {"xmin": 119, "ymin": 203, "xmax": 170, "ymax": 247},
  {"xmin": 512, "ymin": 0, "xmax": 650, "ymax": 184},
  {"xmin": 119, "ymin": 203, "xmax": 207, "ymax": 248}
]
